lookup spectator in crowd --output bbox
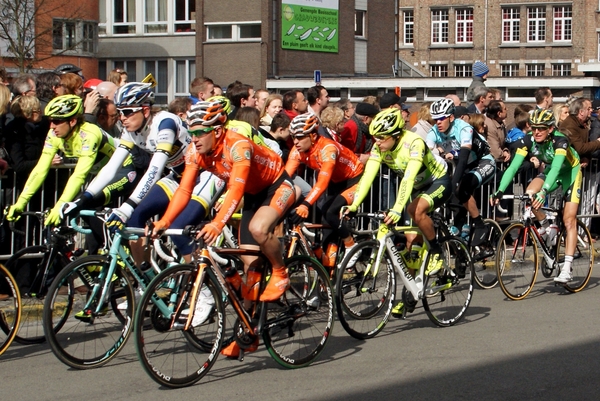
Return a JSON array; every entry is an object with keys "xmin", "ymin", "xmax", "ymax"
[
  {"xmin": 553, "ymin": 103, "xmax": 569, "ymax": 126},
  {"xmin": 489, "ymin": 88, "xmax": 502, "ymax": 101},
  {"xmin": 259, "ymin": 93, "xmax": 283, "ymax": 129},
  {"xmin": 268, "ymin": 113, "xmax": 292, "ymax": 162},
  {"xmin": 11, "ymin": 73, "xmax": 36, "ymax": 97},
  {"xmin": 380, "ymin": 93, "xmax": 406, "ymax": 111},
  {"xmin": 96, "ymin": 98, "xmax": 122, "ymax": 138},
  {"xmin": 0, "ymin": 67, "xmax": 8, "ymax": 86},
  {"xmin": 189, "ymin": 77, "xmax": 215, "ymax": 105},
  {"xmin": 467, "ymin": 61, "xmax": 489, "ymax": 103},
  {"xmin": 107, "ymin": 68, "xmax": 128, "ymax": 87},
  {"xmin": 534, "ymin": 87, "xmax": 553, "ymax": 110},
  {"xmin": 454, "ymin": 105, "xmax": 470, "ymax": 123},
  {"xmin": 282, "ymin": 89, "xmax": 308, "ymax": 121},
  {"xmin": 228, "ymin": 83, "xmax": 256, "ymax": 118},
  {"xmin": 467, "ymin": 86, "xmax": 492, "ymax": 114},
  {"xmin": 340, "ymin": 102, "xmax": 378, "ymax": 164},
  {"xmin": 485, "ymin": 100, "xmax": 509, "ymax": 162},
  {"xmin": 96, "ymin": 81, "xmax": 118, "ymax": 100},
  {"xmin": 362, "ymin": 95, "xmax": 379, "ymax": 107},
  {"xmin": 307, "ymin": 85, "xmax": 330, "ymax": 118},
  {"xmin": 54, "ymin": 63, "xmax": 84, "ymax": 80},
  {"xmin": 445, "ymin": 94, "xmax": 462, "ymax": 106},
  {"xmin": 335, "ymin": 98, "xmax": 355, "ymax": 121},
  {"xmin": 411, "ymin": 102, "xmax": 433, "ymax": 141},
  {"xmin": 36, "ymin": 72, "xmax": 64, "ymax": 113},
  {"xmin": 254, "ymin": 89, "xmax": 269, "ymax": 112},
  {"xmin": 320, "ymin": 106, "xmax": 345, "ymax": 143},
  {"xmin": 168, "ymin": 97, "xmax": 193, "ymax": 123},
  {"xmin": 60, "ymin": 73, "xmax": 83, "ymax": 96},
  {"xmin": 0, "ymin": 85, "xmax": 12, "ymax": 172},
  {"xmin": 213, "ymin": 85, "xmax": 223, "ymax": 96},
  {"xmin": 236, "ymin": 106, "xmax": 281, "ymax": 156}
]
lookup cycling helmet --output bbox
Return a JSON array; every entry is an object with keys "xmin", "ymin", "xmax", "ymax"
[
  {"xmin": 207, "ymin": 95, "xmax": 232, "ymax": 115},
  {"xmin": 187, "ymin": 100, "xmax": 227, "ymax": 127},
  {"xmin": 430, "ymin": 98, "xmax": 456, "ymax": 120},
  {"xmin": 44, "ymin": 95, "xmax": 83, "ymax": 119},
  {"xmin": 529, "ymin": 109, "xmax": 556, "ymax": 128},
  {"xmin": 290, "ymin": 113, "xmax": 319, "ymax": 137},
  {"xmin": 113, "ymin": 82, "xmax": 155, "ymax": 107},
  {"xmin": 369, "ymin": 108, "xmax": 405, "ymax": 137}
]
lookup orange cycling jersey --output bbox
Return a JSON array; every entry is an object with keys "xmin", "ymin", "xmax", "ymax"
[
  {"xmin": 286, "ymin": 136, "xmax": 364, "ymax": 205},
  {"xmin": 161, "ymin": 130, "xmax": 284, "ymax": 231}
]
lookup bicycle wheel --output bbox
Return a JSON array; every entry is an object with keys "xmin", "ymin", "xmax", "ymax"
[
  {"xmin": 0, "ymin": 264, "xmax": 21, "ymax": 356},
  {"xmin": 422, "ymin": 237, "xmax": 473, "ymax": 327},
  {"xmin": 134, "ymin": 264, "xmax": 224, "ymax": 388},
  {"xmin": 5, "ymin": 246, "xmax": 70, "ymax": 345},
  {"xmin": 473, "ymin": 219, "xmax": 504, "ymax": 290},
  {"xmin": 496, "ymin": 223, "xmax": 538, "ymax": 300},
  {"xmin": 556, "ymin": 220, "xmax": 593, "ymax": 293},
  {"xmin": 263, "ymin": 256, "xmax": 334, "ymax": 368},
  {"xmin": 335, "ymin": 240, "xmax": 395, "ymax": 339},
  {"xmin": 43, "ymin": 255, "xmax": 134, "ymax": 369}
]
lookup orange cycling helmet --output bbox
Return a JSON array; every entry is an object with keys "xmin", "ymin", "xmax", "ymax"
[{"xmin": 290, "ymin": 112, "xmax": 319, "ymax": 137}]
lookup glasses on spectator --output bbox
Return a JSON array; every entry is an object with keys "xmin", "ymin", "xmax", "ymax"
[
  {"xmin": 188, "ymin": 127, "xmax": 217, "ymax": 137},
  {"xmin": 49, "ymin": 118, "xmax": 68, "ymax": 125},
  {"xmin": 118, "ymin": 107, "xmax": 143, "ymax": 117}
]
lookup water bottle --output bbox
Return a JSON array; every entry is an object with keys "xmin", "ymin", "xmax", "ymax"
[
  {"xmin": 547, "ymin": 224, "xmax": 559, "ymax": 246},
  {"xmin": 460, "ymin": 224, "xmax": 470, "ymax": 240},
  {"xmin": 449, "ymin": 226, "xmax": 460, "ymax": 236}
]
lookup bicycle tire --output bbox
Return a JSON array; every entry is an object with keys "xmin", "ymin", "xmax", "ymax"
[
  {"xmin": 557, "ymin": 220, "xmax": 593, "ymax": 293},
  {"xmin": 0, "ymin": 264, "xmax": 21, "ymax": 356},
  {"xmin": 335, "ymin": 239, "xmax": 395, "ymax": 339},
  {"xmin": 422, "ymin": 237, "xmax": 474, "ymax": 327},
  {"xmin": 473, "ymin": 219, "xmax": 504, "ymax": 290},
  {"xmin": 43, "ymin": 255, "xmax": 135, "ymax": 369},
  {"xmin": 5, "ymin": 245, "xmax": 70, "ymax": 345},
  {"xmin": 496, "ymin": 223, "xmax": 538, "ymax": 300},
  {"xmin": 263, "ymin": 256, "xmax": 334, "ymax": 368},
  {"xmin": 134, "ymin": 264, "xmax": 224, "ymax": 388}
]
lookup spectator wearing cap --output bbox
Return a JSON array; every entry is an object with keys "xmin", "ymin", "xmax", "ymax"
[
  {"xmin": 54, "ymin": 63, "xmax": 84, "ymax": 81},
  {"xmin": 466, "ymin": 61, "xmax": 489, "ymax": 103},
  {"xmin": 454, "ymin": 106, "xmax": 470, "ymax": 123},
  {"xmin": 339, "ymin": 102, "xmax": 378, "ymax": 164}
]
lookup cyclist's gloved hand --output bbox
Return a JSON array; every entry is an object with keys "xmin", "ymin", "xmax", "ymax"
[
  {"xmin": 106, "ymin": 204, "xmax": 134, "ymax": 235},
  {"xmin": 289, "ymin": 202, "xmax": 310, "ymax": 225},
  {"xmin": 490, "ymin": 190, "xmax": 504, "ymax": 206},
  {"xmin": 340, "ymin": 204, "xmax": 358, "ymax": 219},
  {"xmin": 149, "ymin": 219, "xmax": 169, "ymax": 238},
  {"xmin": 384, "ymin": 208, "xmax": 402, "ymax": 225},
  {"xmin": 62, "ymin": 192, "xmax": 94, "ymax": 219},
  {"xmin": 45, "ymin": 201, "xmax": 66, "ymax": 226},
  {"xmin": 198, "ymin": 222, "xmax": 220, "ymax": 245},
  {"xmin": 533, "ymin": 188, "xmax": 547, "ymax": 208},
  {"xmin": 5, "ymin": 203, "xmax": 24, "ymax": 222}
]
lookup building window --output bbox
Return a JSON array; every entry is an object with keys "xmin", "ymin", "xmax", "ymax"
[
  {"xmin": 501, "ymin": 64, "xmax": 519, "ymax": 77},
  {"xmin": 553, "ymin": 6, "xmax": 572, "ymax": 42},
  {"xmin": 502, "ymin": 7, "xmax": 520, "ymax": 43},
  {"xmin": 355, "ymin": 10, "xmax": 366, "ymax": 38},
  {"xmin": 113, "ymin": 60, "xmax": 137, "ymax": 81},
  {"xmin": 431, "ymin": 10, "xmax": 449, "ymax": 44},
  {"xmin": 455, "ymin": 9, "xmax": 473, "ymax": 44},
  {"xmin": 114, "ymin": 0, "xmax": 136, "ymax": 34},
  {"xmin": 552, "ymin": 63, "xmax": 571, "ymax": 76},
  {"xmin": 144, "ymin": 0, "xmax": 167, "ymax": 33},
  {"xmin": 175, "ymin": 0, "xmax": 196, "ymax": 32},
  {"xmin": 430, "ymin": 65, "xmax": 448, "ymax": 77},
  {"xmin": 175, "ymin": 59, "xmax": 196, "ymax": 95},
  {"xmin": 526, "ymin": 64, "xmax": 545, "ymax": 77},
  {"xmin": 527, "ymin": 7, "xmax": 546, "ymax": 42},
  {"xmin": 99, "ymin": 0, "xmax": 107, "ymax": 35},
  {"xmin": 454, "ymin": 64, "xmax": 472, "ymax": 77},
  {"xmin": 144, "ymin": 60, "xmax": 168, "ymax": 105},
  {"xmin": 598, "ymin": 33, "xmax": 600, "ymax": 62},
  {"xmin": 206, "ymin": 23, "xmax": 261, "ymax": 42},
  {"xmin": 52, "ymin": 19, "xmax": 97, "ymax": 54},
  {"xmin": 403, "ymin": 10, "xmax": 414, "ymax": 45}
]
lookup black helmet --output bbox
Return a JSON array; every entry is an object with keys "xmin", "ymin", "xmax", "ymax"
[{"xmin": 54, "ymin": 64, "xmax": 83, "ymax": 77}]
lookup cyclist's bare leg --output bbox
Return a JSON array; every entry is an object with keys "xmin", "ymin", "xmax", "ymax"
[
  {"xmin": 408, "ymin": 197, "xmax": 435, "ymax": 242},
  {"xmin": 248, "ymin": 205, "xmax": 284, "ymax": 269},
  {"xmin": 463, "ymin": 196, "xmax": 481, "ymax": 220},
  {"xmin": 563, "ymin": 201, "xmax": 578, "ymax": 256},
  {"xmin": 525, "ymin": 178, "xmax": 547, "ymax": 221}
]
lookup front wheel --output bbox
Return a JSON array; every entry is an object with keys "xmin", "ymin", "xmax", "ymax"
[
  {"xmin": 423, "ymin": 237, "xmax": 474, "ymax": 327},
  {"xmin": 263, "ymin": 256, "xmax": 334, "ymax": 368},
  {"xmin": 557, "ymin": 220, "xmax": 593, "ymax": 293},
  {"xmin": 0, "ymin": 264, "xmax": 21, "ymax": 356},
  {"xmin": 335, "ymin": 240, "xmax": 395, "ymax": 339},
  {"xmin": 496, "ymin": 223, "xmax": 538, "ymax": 300},
  {"xmin": 134, "ymin": 264, "xmax": 225, "ymax": 388},
  {"xmin": 43, "ymin": 255, "xmax": 134, "ymax": 369},
  {"xmin": 472, "ymin": 219, "xmax": 504, "ymax": 289}
]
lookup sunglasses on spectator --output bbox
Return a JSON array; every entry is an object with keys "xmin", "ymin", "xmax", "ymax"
[
  {"xmin": 118, "ymin": 107, "xmax": 143, "ymax": 117},
  {"xmin": 188, "ymin": 126, "xmax": 217, "ymax": 137}
]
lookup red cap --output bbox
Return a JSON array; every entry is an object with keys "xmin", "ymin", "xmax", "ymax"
[{"xmin": 83, "ymin": 78, "xmax": 103, "ymax": 90}]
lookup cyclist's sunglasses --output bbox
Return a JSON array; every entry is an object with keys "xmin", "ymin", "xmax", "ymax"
[
  {"xmin": 188, "ymin": 126, "xmax": 218, "ymax": 137},
  {"xmin": 372, "ymin": 134, "xmax": 393, "ymax": 141},
  {"xmin": 434, "ymin": 116, "xmax": 449, "ymax": 122},
  {"xmin": 118, "ymin": 107, "xmax": 143, "ymax": 117},
  {"xmin": 49, "ymin": 118, "xmax": 69, "ymax": 125},
  {"xmin": 290, "ymin": 132, "xmax": 310, "ymax": 139}
]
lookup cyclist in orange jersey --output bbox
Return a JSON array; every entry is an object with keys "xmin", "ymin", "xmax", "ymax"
[{"xmin": 285, "ymin": 113, "xmax": 364, "ymax": 267}]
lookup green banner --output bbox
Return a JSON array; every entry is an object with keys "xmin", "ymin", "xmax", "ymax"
[{"xmin": 281, "ymin": 1, "xmax": 339, "ymax": 53}]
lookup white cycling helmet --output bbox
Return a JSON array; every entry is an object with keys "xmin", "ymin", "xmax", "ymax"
[{"xmin": 430, "ymin": 98, "xmax": 456, "ymax": 120}]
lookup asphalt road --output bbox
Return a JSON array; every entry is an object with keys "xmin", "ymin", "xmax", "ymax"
[{"xmin": 2, "ymin": 264, "xmax": 600, "ymax": 401}]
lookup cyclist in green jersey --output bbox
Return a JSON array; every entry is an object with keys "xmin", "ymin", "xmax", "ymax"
[
  {"xmin": 491, "ymin": 109, "xmax": 581, "ymax": 283},
  {"xmin": 6, "ymin": 95, "xmax": 136, "ymax": 228},
  {"xmin": 342, "ymin": 108, "xmax": 453, "ymax": 315}
]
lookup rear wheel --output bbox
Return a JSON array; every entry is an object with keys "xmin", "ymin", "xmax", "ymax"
[
  {"xmin": 263, "ymin": 256, "xmax": 334, "ymax": 368},
  {"xmin": 423, "ymin": 237, "xmax": 474, "ymax": 327},
  {"xmin": 496, "ymin": 223, "xmax": 538, "ymax": 300},
  {"xmin": 43, "ymin": 255, "xmax": 134, "ymax": 369},
  {"xmin": 0, "ymin": 264, "xmax": 21, "ymax": 356},
  {"xmin": 472, "ymin": 219, "xmax": 504, "ymax": 289},
  {"xmin": 557, "ymin": 220, "xmax": 593, "ymax": 293},
  {"xmin": 335, "ymin": 240, "xmax": 395, "ymax": 339}
]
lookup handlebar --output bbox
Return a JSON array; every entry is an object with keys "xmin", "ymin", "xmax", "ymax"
[{"xmin": 496, "ymin": 194, "xmax": 531, "ymax": 214}]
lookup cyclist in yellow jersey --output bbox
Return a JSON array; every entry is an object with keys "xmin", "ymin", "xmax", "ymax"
[{"xmin": 6, "ymin": 95, "xmax": 136, "ymax": 227}]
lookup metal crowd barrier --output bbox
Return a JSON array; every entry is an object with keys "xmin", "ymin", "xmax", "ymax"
[{"xmin": 1, "ymin": 158, "xmax": 600, "ymax": 258}]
